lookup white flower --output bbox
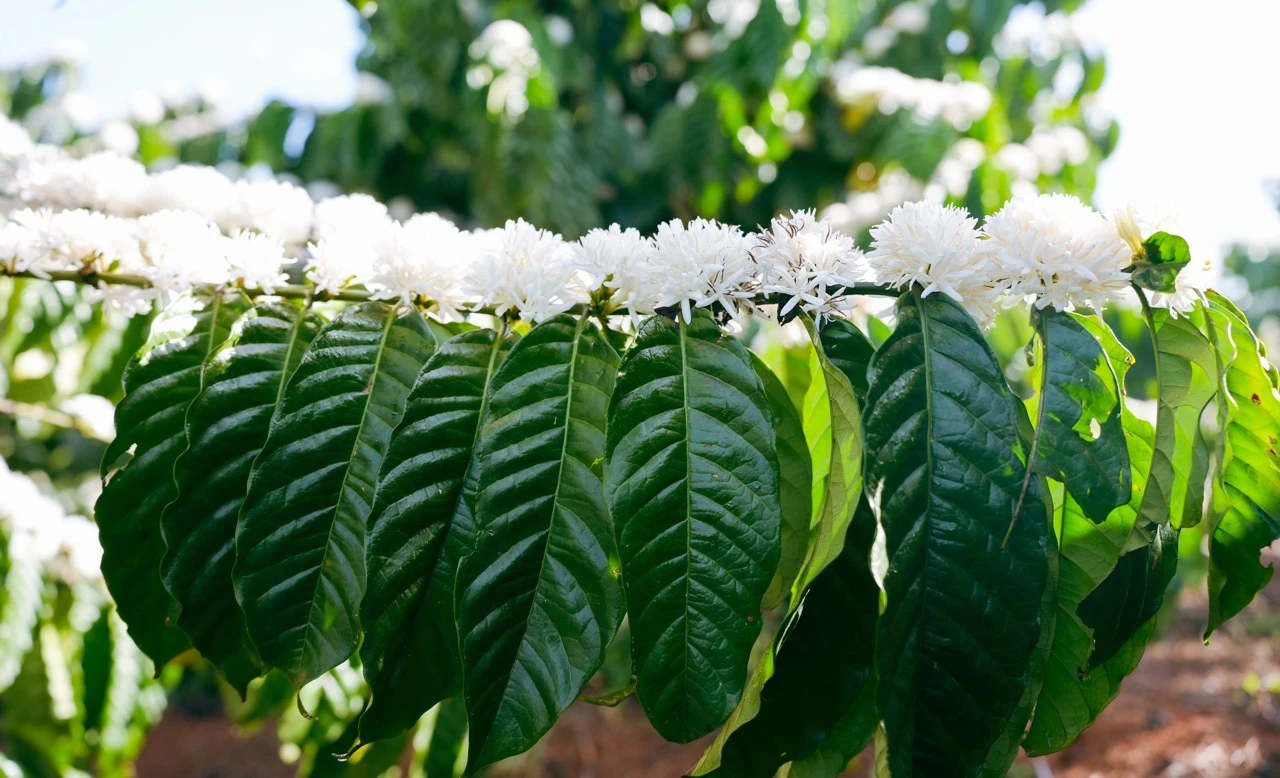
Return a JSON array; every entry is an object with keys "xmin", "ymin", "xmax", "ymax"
[
  {"xmin": 647, "ymin": 218, "xmax": 754, "ymax": 323},
  {"xmin": 368, "ymin": 213, "xmax": 476, "ymax": 319},
  {"xmin": 752, "ymin": 209, "xmax": 867, "ymax": 322},
  {"xmin": 0, "ymin": 115, "xmax": 34, "ymax": 158},
  {"xmin": 224, "ymin": 232, "xmax": 292, "ymax": 293},
  {"xmin": 982, "ymin": 194, "xmax": 1131, "ymax": 311},
  {"xmin": 866, "ymin": 201, "xmax": 1001, "ymax": 323},
  {"xmin": 141, "ymin": 165, "xmax": 237, "ymax": 220},
  {"xmin": 306, "ymin": 195, "xmax": 394, "ymax": 295},
  {"xmin": 463, "ymin": 218, "xmax": 584, "ymax": 322},
  {"xmin": 219, "ymin": 179, "xmax": 314, "ymax": 245},
  {"xmin": 570, "ymin": 224, "xmax": 657, "ymax": 326},
  {"xmin": 133, "ymin": 210, "xmax": 230, "ymax": 292},
  {"xmin": 72, "ymin": 152, "xmax": 152, "ymax": 214}
]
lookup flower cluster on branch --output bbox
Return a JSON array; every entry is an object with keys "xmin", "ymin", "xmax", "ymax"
[{"xmin": 2, "ymin": 125, "xmax": 1209, "ymax": 324}]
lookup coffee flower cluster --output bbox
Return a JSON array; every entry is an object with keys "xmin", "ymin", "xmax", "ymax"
[{"xmin": 2, "ymin": 124, "xmax": 1208, "ymax": 324}]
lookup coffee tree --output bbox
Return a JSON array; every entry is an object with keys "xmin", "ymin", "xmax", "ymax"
[{"xmin": 1, "ymin": 122, "xmax": 1277, "ymax": 777}]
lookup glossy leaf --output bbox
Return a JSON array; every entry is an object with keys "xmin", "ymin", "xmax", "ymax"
[
  {"xmin": 358, "ymin": 328, "xmax": 516, "ymax": 745},
  {"xmin": 1032, "ymin": 310, "xmax": 1131, "ymax": 522},
  {"xmin": 752, "ymin": 353, "xmax": 813, "ymax": 611},
  {"xmin": 1127, "ymin": 232, "xmax": 1191, "ymax": 294},
  {"xmin": 234, "ymin": 302, "xmax": 435, "ymax": 690},
  {"xmin": 455, "ymin": 314, "xmax": 623, "ymax": 769},
  {"xmin": 1202, "ymin": 292, "xmax": 1280, "ymax": 636},
  {"xmin": 702, "ymin": 499, "xmax": 879, "ymax": 778},
  {"xmin": 864, "ymin": 291, "xmax": 1052, "ymax": 778},
  {"xmin": 818, "ymin": 317, "xmax": 875, "ymax": 403},
  {"xmin": 96, "ymin": 291, "xmax": 249, "ymax": 667},
  {"xmin": 160, "ymin": 301, "xmax": 324, "ymax": 695},
  {"xmin": 607, "ymin": 310, "xmax": 781, "ymax": 744}
]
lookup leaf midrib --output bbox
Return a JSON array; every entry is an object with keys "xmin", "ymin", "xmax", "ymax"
[{"xmin": 297, "ymin": 307, "xmax": 397, "ymax": 676}]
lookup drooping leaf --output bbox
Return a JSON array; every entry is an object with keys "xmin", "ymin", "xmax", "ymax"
[
  {"xmin": 793, "ymin": 313, "xmax": 863, "ymax": 598},
  {"xmin": 818, "ymin": 317, "xmax": 875, "ymax": 403},
  {"xmin": 1079, "ymin": 523, "xmax": 1179, "ymax": 669},
  {"xmin": 607, "ymin": 310, "xmax": 781, "ymax": 744},
  {"xmin": 1031, "ymin": 310, "xmax": 1131, "ymax": 522},
  {"xmin": 1134, "ymin": 304, "xmax": 1217, "ymax": 531},
  {"xmin": 864, "ymin": 291, "xmax": 1051, "ymax": 778},
  {"xmin": 1024, "ymin": 319, "xmax": 1160, "ymax": 755},
  {"xmin": 752, "ymin": 353, "xmax": 813, "ymax": 611},
  {"xmin": 455, "ymin": 314, "xmax": 623, "ymax": 769},
  {"xmin": 1202, "ymin": 292, "xmax": 1280, "ymax": 636},
  {"xmin": 160, "ymin": 301, "xmax": 324, "ymax": 695},
  {"xmin": 96, "ymin": 291, "xmax": 249, "ymax": 667},
  {"xmin": 358, "ymin": 328, "xmax": 517, "ymax": 745},
  {"xmin": 234, "ymin": 302, "xmax": 435, "ymax": 690},
  {"xmin": 411, "ymin": 697, "xmax": 470, "ymax": 778},
  {"xmin": 701, "ymin": 499, "xmax": 879, "ymax": 778}
]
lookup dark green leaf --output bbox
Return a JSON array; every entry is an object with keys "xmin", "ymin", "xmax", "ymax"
[
  {"xmin": 607, "ymin": 310, "xmax": 781, "ymax": 744},
  {"xmin": 819, "ymin": 317, "xmax": 875, "ymax": 403},
  {"xmin": 234, "ymin": 302, "xmax": 435, "ymax": 690},
  {"xmin": 358, "ymin": 328, "xmax": 516, "ymax": 745},
  {"xmin": 752, "ymin": 353, "xmax": 813, "ymax": 611},
  {"xmin": 864, "ymin": 291, "xmax": 1051, "ymax": 778},
  {"xmin": 161, "ymin": 301, "xmax": 324, "ymax": 695},
  {"xmin": 1203, "ymin": 292, "xmax": 1280, "ymax": 636},
  {"xmin": 455, "ymin": 314, "xmax": 623, "ymax": 769},
  {"xmin": 702, "ymin": 500, "xmax": 879, "ymax": 778},
  {"xmin": 1032, "ymin": 310, "xmax": 1131, "ymax": 522},
  {"xmin": 96, "ymin": 291, "xmax": 249, "ymax": 667},
  {"xmin": 1079, "ymin": 523, "xmax": 1178, "ymax": 669}
]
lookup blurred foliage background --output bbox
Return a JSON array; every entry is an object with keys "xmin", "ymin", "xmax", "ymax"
[{"xmin": 1, "ymin": 0, "xmax": 1275, "ymax": 775}]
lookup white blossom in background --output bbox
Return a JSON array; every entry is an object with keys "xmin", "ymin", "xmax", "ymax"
[
  {"xmin": 830, "ymin": 63, "xmax": 992, "ymax": 128},
  {"xmin": 219, "ymin": 179, "xmax": 314, "ymax": 245},
  {"xmin": 752, "ymin": 209, "xmax": 867, "ymax": 322},
  {"xmin": 307, "ymin": 195, "xmax": 395, "ymax": 295},
  {"xmin": 141, "ymin": 164, "xmax": 237, "ymax": 220},
  {"xmin": 0, "ymin": 115, "xmax": 33, "ymax": 157},
  {"xmin": 72, "ymin": 152, "xmax": 152, "ymax": 213},
  {"xmin": 821, "ymin": 170, "xmax": 924, "ymax": 237},
  {"xmin": 369, "ymin": 213, "xmax": 477, "ymax": 319},
  {"xmin": 647, "ymin": 218, "xmax": 754, "ymax": 324},
  {"xmin": 983, "ymin": 194, "xmax": 1132, "ymax": 311},
  {"xmin": 0, "ymin": 460, "xmax": 102, "ymax": 581},
  {"xmin": 866, "ymin": 200, "xmax": 1000, "ymax": 326},
  {"xmin": 464, "ymin": 219, "xmax": 584, "ymax": 322},
  {"xmin": 571, "ymin": 224, "xmax": 657, "ymax": 327}
]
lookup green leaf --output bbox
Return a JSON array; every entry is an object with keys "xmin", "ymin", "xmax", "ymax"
[
  {"xmin": 1079, "ymin": 522, "xmax": 1179, "ymax": 669},
  {"xmin": 1127, "ymin": 232, "xmax": 1191, "ymax": 294},
  {"xmin": 606, "ymin": 310, "xmax": 781, "ymax": 744},
  {"xmin": 358, "ymin": 328, "xmax": 516, "ymax": 745},
  {"xmin": 793, "ymin": 313, "xmax": 864, "ymax": 598},
  {"xmin": 864, "ymin": 291, "xmax": 1052, "ymax": 777},
  {"xmin": 96, "ymin": 291, "xmax": 250, "ymax": 667},
  {"xmin": 160, "ymin": 301, "xmax": 325, "ymax": 695},
  {"xmin": 411, "ymin": 697, "xmax": 470, "ymax": 778},
  {"xmin": 1137, "ymin": 304, "xmax": 1217, "ymax": 530},
  {"xmin": 701, "ymin": 500, "xmax": 879, "ymax": 778},
  {"xmin": 234, "ymin": 302, "xmax": 436, "ymax": 690},
  {"xmin": 1202, "ymin": 292, "xmax": 1280, "ymax": 636},
  {"xmin": 1031, "ymin": 310, "xmax": 1131, "ymax": 522},
  {"xmin": 783, "ymin": 681, "xmax": 878, "ymax": 778},
  {"xmin": 818, "ymin": 318, "xmax": 875, "ymax": 403},
  {"xmin": 752, "ymin": 354, "xmax": 813, "ymax": 611},
  {"xmin": 455, "ymin": 313, "xmax": 623, "ymax": 769},
  {"xmin": 1024, "ymin": 319, "xmax": 1159, "ymax": 755}
]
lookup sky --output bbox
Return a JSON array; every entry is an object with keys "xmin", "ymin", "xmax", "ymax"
[{"xmin": 3, "ymin": 0, "xmax": 1279, "ymax": 261}]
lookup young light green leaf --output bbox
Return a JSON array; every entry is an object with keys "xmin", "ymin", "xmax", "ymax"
[
  {"xmin": 1202, "ymin": 292, "xmax": 1280, "ymax": 637},
  {"xmin": 793, "ymin": 313, "xmax": 863, "ymax": 598},
  {"xmin": 357, "ymin": 328, "xmax": 516, "ymax": 746},
  {"xmin": 1135, "ymin": 303, "xmax": 1217, "ymax": 530},
  {"xmin": 752, "ymin": 353, "xmax": 813, "ymax": 611},
  {"xmin": 1031, "ymin": 310, "xmax": 1131, "ymax": 522},
  {"xmin": 233, "ymin": 302, "xmax": 435, "ymax": 691},
  {"xmin": 456, "ymin": 314, "xmax": 623, "ymax": 770},
  {"xmin": 607, "ymin": 310, "xmax": 781, "ymax": 744},
  {"xmin": 160, "ymin": 301, "xmax": 324, "ymax": 696},
  {"xmin": 96, "ymin": 291, "xmax": 249, "ymax": 668},
  {"xmin": 1127, "ymin": 232, "xmax": 1192, "ymax": 294},
  {"xmin": 864, "ymin": 291, "xmax": 1051, "ymax": 778}
]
